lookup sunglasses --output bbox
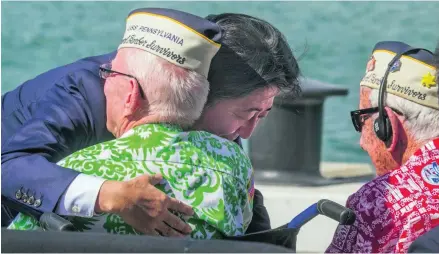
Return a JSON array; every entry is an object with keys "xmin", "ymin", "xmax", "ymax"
[
  {"xmin": 99, "ymin": 63, "xmax": 145, "ymax": 98},
  {"xmin": 350, "ymin": 107, "xmax": 402, "ymax": 132}
]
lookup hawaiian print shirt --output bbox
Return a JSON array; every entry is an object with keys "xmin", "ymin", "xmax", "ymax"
[
  {"xmin": 8, "ymin": 124, "xmax": 255, "ymax": 239},
  {"xmin": 326, "ymin": 138, "xmax": 439, "ymax": 253}
]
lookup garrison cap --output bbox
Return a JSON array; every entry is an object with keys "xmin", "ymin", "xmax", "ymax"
[{"xmin": 119, "ymin": 8, "xmax": 223, "ymax": 77}]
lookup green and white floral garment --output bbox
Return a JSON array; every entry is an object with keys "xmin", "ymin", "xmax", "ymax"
[{"xmin": 8, "ymin": 124, "xmax": 255, "ymax": 239}]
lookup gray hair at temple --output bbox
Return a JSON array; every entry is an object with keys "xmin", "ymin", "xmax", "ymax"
[
  {"xmin": 368, "ymin": 42, "xmax": 439, "ymax": 142},
  {"xmin": 205, "ymin": 13, "xmax": 302, "ymax": 106}
]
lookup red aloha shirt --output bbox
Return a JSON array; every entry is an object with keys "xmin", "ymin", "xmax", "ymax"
[{"xmin": 326, "ymin": 138, "xmax": 439, "ymax": 253}]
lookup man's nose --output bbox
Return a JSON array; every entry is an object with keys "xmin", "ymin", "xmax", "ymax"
[{"xmin": 238, "ymin": 118, "xmax": 259, "ymax": 139}]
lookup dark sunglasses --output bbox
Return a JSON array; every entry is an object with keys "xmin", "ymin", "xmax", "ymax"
[
  {"xmin": 350, "ymin": 107, "xmax": 402, "ymax": 132},
  {"xmin": 99, "ymin": 63, "xmax": 145, "ymax": 99}
]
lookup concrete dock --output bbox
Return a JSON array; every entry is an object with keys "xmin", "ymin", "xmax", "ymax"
[
  {"xmin": 258, "ymin": 182, "xmax": 364, "ymax": 252},
  {"xmin": 257, "ymin": 162, "xmax": 373, "ymax": 252}
]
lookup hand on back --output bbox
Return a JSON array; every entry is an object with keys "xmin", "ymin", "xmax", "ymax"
[{"xmin": 95, "ymin": 174, "xmax": 194, "ymax": 237}]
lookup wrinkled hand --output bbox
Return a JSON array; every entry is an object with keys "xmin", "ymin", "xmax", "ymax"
[{"xmin": 95, "ymin": 174, "xmax": 194, "ymax": 237}]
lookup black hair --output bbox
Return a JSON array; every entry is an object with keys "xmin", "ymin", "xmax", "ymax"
[{"xmin": 206, "ymin": 13, "xmax": 302, "ymax": 105}]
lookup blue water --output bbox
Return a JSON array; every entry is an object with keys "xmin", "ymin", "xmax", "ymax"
[{"xmin": 2, "ymin": 1, "xmax": 439, "ymax": 163}]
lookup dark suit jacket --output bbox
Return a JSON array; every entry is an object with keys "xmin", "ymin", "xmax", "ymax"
[
  {"xmin": 1, "ymin": 52, "xmax": 271, "ymax": 233},
  {"xmin": 408, "ymin": 226, "xmax": 439, "ymax": 253}
]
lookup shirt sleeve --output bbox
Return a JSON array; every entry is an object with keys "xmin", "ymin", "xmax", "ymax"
[
  {"xmin": 1, "ymin": 71, "xmax": 102, "ymax": 213},
  {"xmin": 55, "ymin": 174, "xmax": 106, "ymax": 217}
]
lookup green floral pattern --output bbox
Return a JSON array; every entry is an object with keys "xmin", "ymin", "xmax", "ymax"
[{"xmin": 8, "ymin": 124, "xmax": 254, "ymax": 239}]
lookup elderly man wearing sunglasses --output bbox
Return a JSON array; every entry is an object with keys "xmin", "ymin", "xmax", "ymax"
[
  {"xmin": 326, "ymin": 41, "xmax": 439, "ymax": 253},
  {"xmin": 407, "ymin": 42, "xmax": 439, "ymax": 253}
]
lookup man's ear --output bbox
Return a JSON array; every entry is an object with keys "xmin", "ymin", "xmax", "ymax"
[
  {"xmin": 384, "ymin": 106, "xmax": 402, "ymax": 152},
  {"xmin": 123, "ymin": 79, "xmax": 144, "ymax": 117}
]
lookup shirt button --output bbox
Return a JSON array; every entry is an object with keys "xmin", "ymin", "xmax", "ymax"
[
  {"xmin": 72, "ymin": 205, "xmax": 81, "ymax": 213},
  {"xmin": 34, "ymin": 199, "xmax": 42, "ymax": 208},
  {"xmin": 15, "ymin": 190, "xmax": 22, "ymax": 200},
  {"xmin": 27, "ymin": 196, "xmax": 35, "ymax": 205},
  {"xmin": 22, "ymin": 193, "xmax": 28, "ymax": 203}
]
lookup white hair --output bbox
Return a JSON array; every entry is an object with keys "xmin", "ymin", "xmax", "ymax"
[
  {"xmin": 370, "ymin": 89, "xmax": 439, "ymax": 142},
  {"xmin": 122, "ymin": 49, "xmax": 209, "ymax": 128}
]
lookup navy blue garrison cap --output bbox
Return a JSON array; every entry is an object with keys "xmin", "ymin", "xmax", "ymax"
[{"xmin": 119, "ymin": 8, "xmax": 223, "ymax": 77}]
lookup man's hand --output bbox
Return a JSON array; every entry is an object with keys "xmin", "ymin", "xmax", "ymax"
[{"xmin": 94, "ymin": 174, "xmax": 194, "ymax": 237}]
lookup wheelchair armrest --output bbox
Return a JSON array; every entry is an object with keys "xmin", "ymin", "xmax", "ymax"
[
  {"xmin": 2, "ymin": 196, "xmax": 75, "ymax": 231},
  {"xmin": 225, "ymin": 224, "xmax": 298, "ymax": 252}
]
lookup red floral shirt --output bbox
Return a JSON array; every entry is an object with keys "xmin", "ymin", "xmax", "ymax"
[{"xmin": 326, "ymin": 138, "xmax": 439, "ymax": 253}]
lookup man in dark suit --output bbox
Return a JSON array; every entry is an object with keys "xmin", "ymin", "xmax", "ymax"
[{"xmin": 1, "ymin": 8, "xmax": 301, "ymax": 236}]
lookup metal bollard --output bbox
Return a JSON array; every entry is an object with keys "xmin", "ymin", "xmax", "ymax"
[{"xmin": 248, "ymin": 78, "xmax": 370, "ymax": 186}]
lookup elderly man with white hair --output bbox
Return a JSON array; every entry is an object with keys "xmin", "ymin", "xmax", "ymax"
[
  {"xmin": 408, "ymin": 42, "xmax": 439, "ymax": 253},
  {"xmin": 326, "ymin": 41, "xmax": 439, "ymax": 253},
  {"xmin": 7, "ymin": 8, "xmax": 254, "ymax": 239}
]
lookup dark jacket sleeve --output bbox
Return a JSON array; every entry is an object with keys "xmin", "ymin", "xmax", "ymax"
[
  {"xmin": 233, "ymin": 137, "xmax": 271, "ymax": 233},
  {"xmin": 408, "ymin": 226, "xmax": 439, "ymax": 253},
  {"xmin": 246, "ymin": 188, "xmax": 271, "ymax": 233},
  {"xmin": 1, "ymin": 71, "xmax": 105, "ymax": 213}
]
